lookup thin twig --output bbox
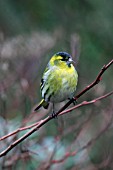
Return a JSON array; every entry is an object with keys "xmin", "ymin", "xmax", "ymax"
[
  {"xmin": 59, "ymin": 90, "xmax": 113, "ymax": 116},
  {"xmin": 0, "ymin": 121, "xmax": 40, "ymax": 142}
]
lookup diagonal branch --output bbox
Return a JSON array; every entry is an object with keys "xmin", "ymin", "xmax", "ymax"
[
  {"xmin": 0, "ymin": 90, "xmax": 113, "ymax": 143},
  {"xmin": 59, "ymin": 90, "xmax": 113, "ymax": 116},
  {"xmin": 0, "ymin": 59, "xmax": 113, "ymax": 157}
]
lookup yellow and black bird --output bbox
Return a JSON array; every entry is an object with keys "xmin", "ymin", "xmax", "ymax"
[{"xmin": 34, "ymin": 52, "xmax": 78, "ymax": 115}]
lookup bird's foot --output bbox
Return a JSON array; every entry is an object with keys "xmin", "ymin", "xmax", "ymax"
[
  {"xmin": 68, "ymin": 97, "xmax": 77, "ymax": 105},
  {"xmin": 51, "ymin": 111, "xmax": 57, "ymax": 119},
  {"xmin": 72, "ymin": 97, "xmax": 77, "ymax": 105}
]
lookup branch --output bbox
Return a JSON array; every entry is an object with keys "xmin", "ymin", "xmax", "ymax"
[
  {"xmin": 0, "ymin": 59, "xmax": 113, "ymax": 157},
  {"xmin": 59, "ymin": 90, "xmax": 113, "ymax": 116},
  {"xmin": 75, "ymin": 59, "xmax": 113, "ymax": 99},
  {"xmin": 0, "ymin": 90, "xmax": 113, "ymax": 142},
  {"xmin": 0, "ymin": 121, "xmax": 40, "ymax": 142},
  {"xmin": 52, "ymin": 151, "xmax": 76, "ymax": 164}
]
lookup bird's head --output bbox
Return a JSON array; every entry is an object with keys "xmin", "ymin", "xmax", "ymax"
[{"xmin": 49, "ymin": 52, "xmax": 74, "ymax": 68}]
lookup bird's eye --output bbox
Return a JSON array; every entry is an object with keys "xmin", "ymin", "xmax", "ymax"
[
  {"xmin": 60, "ymin": 57, "xmax": 69, "ymax": 61},
  {"xmin": 60, "ymin": 58, "xmax": 65, "ymax": 61}
]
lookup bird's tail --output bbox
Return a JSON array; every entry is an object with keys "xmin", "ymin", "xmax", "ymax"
[{"xmin": 34, "ymin": 99, "xmax": 49, "ymax": 111}]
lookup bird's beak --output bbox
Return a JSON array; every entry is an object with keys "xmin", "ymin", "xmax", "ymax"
[
  {"xmin": 69, "ymin": 58, "xmax": 75, "ymax": 64},
  {"xmin": 69, "ymin": 58, "xmax": 73, "ymax": 63},
  {"xmin": 67, "ymin": 58, "xmax": 75, "ymax": 66}
]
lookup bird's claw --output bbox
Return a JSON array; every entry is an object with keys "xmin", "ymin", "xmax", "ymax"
[
  {"xmin": 72, "ymin": 98, "xmax": 77, "ymax": 105},
  {"xmin": 51, "ymin": 111, "xmax": 57, "ymax": 118}
]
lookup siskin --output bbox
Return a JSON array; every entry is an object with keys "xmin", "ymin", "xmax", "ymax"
[{"xmin": 34, "ymin": 52, "xmax": 78, "ymax": 116}]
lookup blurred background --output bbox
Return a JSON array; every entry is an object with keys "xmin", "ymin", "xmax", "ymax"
[{"xmin": 0, "ymin": 0, "xmax": 113, "ymax": 169}]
